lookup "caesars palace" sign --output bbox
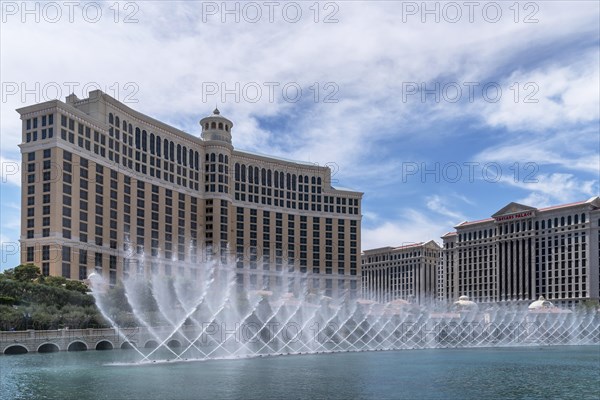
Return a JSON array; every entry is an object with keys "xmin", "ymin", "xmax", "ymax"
[{"xmin": 494, "ymin": 211, "xmax": 534, "ymax": 222}]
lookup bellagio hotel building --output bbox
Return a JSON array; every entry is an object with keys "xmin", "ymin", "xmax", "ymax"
[
  {"xmin": 441, "ymin": 198, "xmax": 600, "ymax": 307},
  {"xmin": 18, "ymin": 90, "xmax": 362, "ymax": 297}
]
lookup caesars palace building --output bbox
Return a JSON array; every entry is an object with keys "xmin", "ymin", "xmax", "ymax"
[
  {"xmin": 18, "ymin": 91, "xmax": 362, "ymax": 297},
  {"xmin": 361, "ymin": 241, "xmax": 442, "ymax": 305},
  {"xmin": 441, "ymin": 198, "xmax": 600, "ymax": 307}
]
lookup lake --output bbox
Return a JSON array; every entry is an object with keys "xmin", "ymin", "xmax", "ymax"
[{"xmin": 1, "ymin": 346, "xmax": 599, "ymax": 399}]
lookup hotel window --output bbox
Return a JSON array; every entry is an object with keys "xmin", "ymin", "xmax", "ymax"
[{"xmin": 24, "ymin": 246, "xmax": 37, "ymax": 265}]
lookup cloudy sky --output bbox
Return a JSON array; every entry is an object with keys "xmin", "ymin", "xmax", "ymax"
[{"xmin": 1, "ymin": 1, "xmax": 598, "ymax": 270}]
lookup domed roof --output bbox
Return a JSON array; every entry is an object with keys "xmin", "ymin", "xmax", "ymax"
[
  {"xmin": 388, "ymin": 299, "xmax": 411, "ymax": 306},
  {"xmin": 356, "ymin": 298, "xmax": 378, "ymax": 305},
  {"xmin": 250, "ymin": 289, "xmax": 273, "ymax": 298},
  {"xmin": 453, "ymin": 295, "xmax": 478, "ymax": 310},
  {"xmin": 528, "ymin": 296, "xmax": 554, "ymax": 310},
  {"xmin": 199, "ymin": 107, "xmax": 234, "ymax": 143},
  {"xmin": 202, "ymin": 107, "xmax": 229, "ymax": 121}
]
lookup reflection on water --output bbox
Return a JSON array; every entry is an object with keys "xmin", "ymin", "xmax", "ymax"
[{"xmin": 1, "ymin": 346, "xmax": 599, "ymax": 400}]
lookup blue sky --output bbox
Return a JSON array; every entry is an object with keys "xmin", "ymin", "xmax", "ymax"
[{"xmin": 1, "ymin": 1, "xmax": 599, "ymax": 271}]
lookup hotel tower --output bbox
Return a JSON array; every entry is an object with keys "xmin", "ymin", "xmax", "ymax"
[
  {"xmin": 18, "ymin": 91, "xmax": 362, "ymax": 297},
  {"xmin": 441, "ymin": 198, "xmax": 600, "ymax": 307},
  {"xmin": 361, "ymin": 241, "xmax": 442, "ymax": 305}
]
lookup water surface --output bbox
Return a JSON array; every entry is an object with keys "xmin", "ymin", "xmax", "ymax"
[{"xmin": 1, "ymin": 346, "xmax": 598, "ymax": 400}]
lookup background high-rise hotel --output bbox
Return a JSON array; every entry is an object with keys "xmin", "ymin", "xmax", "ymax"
[
  {"xmin": 361, "ymin": 241, "xmax": 441, "ymax": 305},
  {"xmin": 18, "ymin": 91, "xmax": 362, "ymax": 297},
  {"xmin": 441, "ymin": 199, "xmax": 600, "ymax": 307}
]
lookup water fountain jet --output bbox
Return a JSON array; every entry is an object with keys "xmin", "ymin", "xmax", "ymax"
[{"xmin": 88, "ymin": 261, "xmax": 600, "ymax": 364}]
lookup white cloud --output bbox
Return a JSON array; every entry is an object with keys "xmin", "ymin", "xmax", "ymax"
[
  {"xmin": 0, "ymin": 233, "xmax": 20, "ymax": 271},
  {"xmin": 1, "ymin": 210, "xmax": 21, "ymax": 231},
  {"xmin": 516, "ymin": 192, "xmax": 554, "ymax": 208},
  {"xmin": 452, "ymin": 193, "xmax": 475, "ymax": 206},
  {"xmin": 361, "ymin": 209, "xmax": 448, "ymax": 250},
  {"xmin": 0, "ymin": 157, "xmax": 21, "ymax": 187},
  {"xmin": 1, "ymin": 1, "xmax": 597, "ymax": 183},
  {"xmin": 503, "ymin": 172, "xmax": 597, "ymax": 205},
  {"xmin": 362, "ymin": 211, "xmax": 380, "ymax": 222},
  {"xmin": 1, "ymin": 1, "xmax": 598, "ymax": 256},
  {"xmin": 0, "ymin": 200, "xmax": 21, "ymax": 269},
  {"xmin": 475, "ymin": 136, "xmax": 599, "ymax": 175},
  {"xmin": 477, "ymin": 51, "xmax": 600, "ymax": 131},
  {"xmin": 425, "ymin": 195, "xmax": 467, "ymax": 222}
]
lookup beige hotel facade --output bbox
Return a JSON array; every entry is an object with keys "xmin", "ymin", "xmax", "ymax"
[
  {"xmin": 18, "ymin": 91, "xmax": 362, "ymax": 297},
  {"xmin": 441, "ymin": 198, "xmax": 600, "ymax": 307},
  {"xmin": 361, "ymin": 241, "xmax": 441, "ymax": 305}
]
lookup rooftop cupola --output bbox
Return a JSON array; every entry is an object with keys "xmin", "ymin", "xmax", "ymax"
[{"xmin": 200, "ymin": 107, "xmax": 233, "ymax": 144}]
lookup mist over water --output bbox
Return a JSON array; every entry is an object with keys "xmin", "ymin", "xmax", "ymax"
[{"xmin": 88, "ymin": 253, "xmax": 600, "ymax": 364}]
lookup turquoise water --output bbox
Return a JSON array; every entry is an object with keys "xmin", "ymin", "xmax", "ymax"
[{"xmin": 1, "ymin": 346, "xmax": 599, "ymax": 400}]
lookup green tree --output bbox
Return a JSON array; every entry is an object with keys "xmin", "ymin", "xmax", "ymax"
[
  {"xmin": 0, "ymin": 305, "xmax": 24, "ymax": 330},
  {"xmin": 577, "ymin": 299, "xmax": 600, "ymax": 310},
  {"xmin": 0, "ymin": 263, "xmax": 109, "ymax": 331},
  {"xmin": 103, "ymin": 283, "xmax": 133, "ymax": 314},
  {"xmin": 30, "ymin": 307, "xmax": 55, "ymax": 330},
  {"xmin": 13, "ymin": 264, "xmax": 41, "ymax": 282},
  {"xmin": 65, "ymin": 280, "xmax": 90, "ymax": 294},
  {"xmin": 0, "ymin": 296, "xmax": 16, "ymax": 305},
  {"xmin": 44, "ymin": 275, "xmax": 68, "ymax": 288},
  {"xmin": 1, "ymin": 268, "xmax": 15, "ymax": 280}
]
